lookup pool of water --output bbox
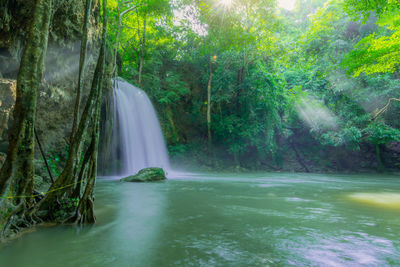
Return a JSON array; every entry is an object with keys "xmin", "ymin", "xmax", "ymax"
[{"xmin": 0, "ymin": 172, "xmax": 399, "ymax": 266}]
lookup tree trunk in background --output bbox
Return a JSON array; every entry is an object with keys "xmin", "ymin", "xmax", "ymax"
[
  {"xmin": 74, "ymin": 0, "xmax": 107, "ymax": 224},
  {"xmin": 113, "ymin": 2, "xmax": 138, "ymax": 77},
  {"xmin": 71, "ymin": 135, "xmax": 94, "ymax": 199},
  {"xmin": 166, "ymin": 106, "xmax": 178, "ymax": 143},
  {"xmin": 112, "ymin": 0, "xmax": 123, "ymax": 78},
  {"xmin": 207, "ymin": 60, "xmax": 213, "ymax": 147},
  {"xmin": 138, "ymin": 14, "xmax": 146, "ymax": 86},
  {"xmin": 0, "ymin": 0, "xmax": 52, "ymax": 236},
  {"xmin": 70, "ymin": 0, "xmax": 92, "ymax": 143},
  {"xmin": 76, "ymin": 73, "xmax": 103, "ymax": 224},
  {"xmin": 73, "ymin": 82, "xmax": 102, "ymax": 224}
]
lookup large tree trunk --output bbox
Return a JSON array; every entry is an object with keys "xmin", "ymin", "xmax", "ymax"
[
  {"xmin": 74, "ymin": 0, "xmax": 107, "ymax": 225},
  {"xmin": 0, "ymin": 0, "xmax": 52, "ymax": 237},
  {"xmin": 75, "ymin": 70, "xmax": 104, "ymax": 224},
  {"xmin": 37, "ymin": 0, "xmax": 108, "ymax": 222}
]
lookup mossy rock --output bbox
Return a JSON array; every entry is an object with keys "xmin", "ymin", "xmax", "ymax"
[{"xmin": 121, "ymin": 167, "xmax": 167, "ymax": 182}]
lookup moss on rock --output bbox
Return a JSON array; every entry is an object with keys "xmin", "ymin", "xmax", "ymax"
[{"xmin": 121, "ymin": 167, "xmax": 167, "ymax": 182}]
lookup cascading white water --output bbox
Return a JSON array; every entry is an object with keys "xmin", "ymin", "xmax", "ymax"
[{"xmin": 112, "ymin": 79, "xmax": 170, "ymax": 176}]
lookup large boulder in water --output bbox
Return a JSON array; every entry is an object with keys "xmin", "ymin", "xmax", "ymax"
[{"xmin": 121, "ymin": 167, "xmax": 167, "ymax": 182}]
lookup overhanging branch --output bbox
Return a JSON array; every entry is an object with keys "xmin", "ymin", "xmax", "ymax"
[{"xmin": 373, "ymin": 98, "xmax": 400, "ymax": 120}]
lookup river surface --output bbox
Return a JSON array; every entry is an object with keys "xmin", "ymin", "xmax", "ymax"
[{"xmin": 0, "ymin": 172, "xmax": 399, "ymax": 266}]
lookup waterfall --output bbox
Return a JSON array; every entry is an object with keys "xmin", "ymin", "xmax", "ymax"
[{"xmin": 111, "ymin": 78, "xmax": 170, "ymax": 176}]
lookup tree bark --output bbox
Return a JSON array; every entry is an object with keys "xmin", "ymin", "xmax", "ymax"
[
  {"xmin": 74, "ymin": 0, "xmax": 107, "ymax": 224},
  {"xmin": 70, "ymin": 136, "xmax": 93, "ymax": 199},
  {"xmin": 39, "ymin": 24, "xmax": 106, "ymax": 215},
  {"xmin": 76, "ymin": 77, "xmax": 103, "ymax": 224},
  {"xmin": 37, "ymin": 0, "xmax": 107, "ymax": 222},
  {"xmin": 0, "ymin": 0, "xmax": 52, "ymax": 237}
]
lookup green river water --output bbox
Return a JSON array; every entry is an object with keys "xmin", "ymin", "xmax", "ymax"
[{"xmin": 0, "ymin": 172, "xmax": 399, "ymax": 266}]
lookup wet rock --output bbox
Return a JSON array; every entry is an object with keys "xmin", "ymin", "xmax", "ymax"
[{"xmin": 121, "ymin": 167, "xmax": 167, "ymax": 182}]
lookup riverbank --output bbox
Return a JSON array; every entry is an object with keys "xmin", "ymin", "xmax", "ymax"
[{"xmin": 169, "ymin": 143, "xmax": 400, "ymax": 174}]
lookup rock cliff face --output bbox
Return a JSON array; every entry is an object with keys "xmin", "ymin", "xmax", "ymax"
[
  {"xmin": 0, "ymin": 77, "xmax": 77, "ymax": 179},
  {"xmin": 0, "ymin": 79, "xmax": 16, "ymax": 149},
  {"xmin": 0, "ymin": 76, "xmax": 79, "ymax": 154}
]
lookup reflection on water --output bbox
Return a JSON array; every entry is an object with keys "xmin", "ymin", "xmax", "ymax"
[
  {"xmin": 0, "ymin": 173, "xmax": 399, "ymax": 266},
  {"xmin": 348, "ymin": 192, "xmax": 400, "ymax": 209}
]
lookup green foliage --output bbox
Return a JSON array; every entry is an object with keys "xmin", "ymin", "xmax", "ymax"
[
  {"xmin": 46, "ymin": 151, "xmax": 64, "ymax": 177},
  {"xmin": 320, "ymin": 126, "xmax": 362, "ymax": 149},
  {"xmin": 210, "ymin": 56, "xmax": 288, "ymax": 163},
  {"xmin": 342, "ymin": 0, "xmax": 400, "ymax": 19},
  {"xmin": 342, "ymin": 0, "xmax": 400, "ymax": 76},
  {"xmin": 168, "ymin": 143, "xmax": 189, "ymax": 157},
  {"xmin": 365, "ymin": 122, "xmax": 400, "ymax": 145},
  {"xmin": 106, "ymin": 0, "xmax": 400, "ymax": 170}
]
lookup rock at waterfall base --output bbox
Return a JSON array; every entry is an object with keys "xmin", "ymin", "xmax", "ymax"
[{"xmin": 121, "ymin": 167, "xmax": 167, "ymax": 182}]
